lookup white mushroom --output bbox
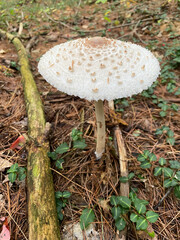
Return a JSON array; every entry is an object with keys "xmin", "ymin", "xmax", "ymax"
[{"xmin": 38, "ymin": 37, "xmax": 160, "ymax": 159}]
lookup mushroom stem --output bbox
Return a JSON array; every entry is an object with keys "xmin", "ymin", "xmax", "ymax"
[{"xmin": 94, "ymin": 100, "xmax": 106, "ymax": 159}]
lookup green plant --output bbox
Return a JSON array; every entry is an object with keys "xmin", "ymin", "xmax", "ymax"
[
  {"xmin": 155, "ymin": 126, "xmax": 175, "ymax": 145},
  {"xmin": 154, "ymin": 160, "xmax": 180, "ymax": 197},
  {"xmin": 114, "ymin": 98, "xmax": 129, "ymax": 112},
  {"xmin": 137, "ymin": 150, "xmax": 157, "ymax": 169},
  {"xmin": 110, "ymin": 193, "xmax": 159, "ymax": 233},
  {"xmin": 55, "ymin": 191, "xmax": 71, "ymax": 221},
  {"xmin": 119, "ymin": 172, "xmax": 135, "ymax": 183},
  {"xmin": 7, "ymin": 163, "xmax": 26, "ymax": 183},
  {"xmin": 80, "ymin": 208, "xmax": 95, "ymax": 230},
  {"xmin": 71, "ymin": 128, "xmax": 87, "ymax": 149},
  {"xmin": 48, "ymin": 128, "xmax": 87, "ymax": 169}
]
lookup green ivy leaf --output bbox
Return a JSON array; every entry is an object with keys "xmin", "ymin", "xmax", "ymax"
[
  {"xmin": 146, "ymin": 211, "xmax": 159, "ymax": 223},
  {"xmin": 111, "ymin": 206, "xmax": 122, "ymax": 220},
  {"xmin": 129, "ymin": 192, "xmax": 137, "ymax": 202},
  {"xmin": 140, "ymin": 160, "xmax": 151, "ymax": 169},
  {"xmin": 155, "ymin": 128, "xmax": 163, "ymax": 135},
  {"xmin": 134, "ymin": 198, "xmax": 149, "ymax": 206},
  {"xmin": 57, "ymin": 210, "xmax": 64, "ymax": 221},
  {"xmin": 62, "ymin": 191, "xmax": 71, "ymax": 198},
  {"xmin": 163, "ymin": 168, "xmax": 173, "ymax": 177},
  {"xmin": 8, "ymin": 172, "xmax": 17, "ymax": 183},
  {"xmin": 159, "ymin": 157, "xmax": 167, "ymax": 166},
  {"xmin": 167, "ymin": 130, "xmax": 174, "ymax": 137},
  {"xmin": 119, "ymin": 176, "xmax": 129, "ymax": 183},
  {"xmin": 147, "ymin": 231, "xmax": 155, "ymax": 238},
  {"xmin": 154, "ymin": 167, "xmax": 162, "ymax": 176},
  {"xmin": 18, "ymin": 167, "xmax": 26, "ymax": 181},
  {"xmin": 171, "ymin": 103, "xmax": 179, "ymax": 111},
  {"xmin": 118, "ymin": 196, "xmax": 131, "ymax": 209},
  {"xmin": 48, "ymin": 151, "xmax": 57, "ymax": 160},
  {"xmin": 55, "ymin": 191, "xmax": 63, "ymax": 198},
  {"xmin": 169, "ymin": 160, "xmax": 180, "ymax": 169},
  {"xmin": 130, "ymin": 213, "xmax": 139, "ymax": 223},
  {"xmin": 80, "ymin": 208, "xmax": 95, "ymax": 230},
  {"xmin": 128, "ymin": 172, "xmax": 135, "ymax": 180},
  {"xmin": 143, "ymin": 150, "xmax": 150, "ymax": 158},
  {"xmin": 149, "ymin": 153, "xmax": 157, "ymax": 162},
  {"xmin": 115, "ymin": 217, "xmax": 126, "ymax": 231},
  {"xmin": 159, "ymin": 111, "xmax": 166, "ymax": 117},
  {"xmin": 7, "ymin": 163, "xmax": 19, "ymax": 173},
  {"xmin": 162, "ymin": 126, "xmax": 170, "ymax": 131},
  {"xmin": 136, "ymin": 217, "xmax": 148, "ymax": 230},
  {"xmin": 163, "ymin": 178, "xmax": 178, "ymax": 188},
  {"xmin": 174, "ymin": 185, "xmax": 180, "ymax": 199},
  {"xmin": 73, "ymin": 139, "xmax": 87, "ymax": 149},
  {"xmin": 166, "ymin": 137, "xmax": 175, "ymax": 146},
  {"xmin": 55, "ymin": 142, "xmax": 69, "ymax": 154},
  {"xmin": 55, "ymin": 159, "xmax": 64, "ymax": 169},
  {"xmin": 110, "ymin": 195, "xmax": 119, "ymax": 206},
  {"xmin": 134, "ymin": 203, "xmax": 146, "ymax": 214},
  {"xmin": 137, "ymin": 155, "xmax": 146, "ymax": 162}
]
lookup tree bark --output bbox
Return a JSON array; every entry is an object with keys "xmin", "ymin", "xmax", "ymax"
[{"xmin": 0, "ymin": 29, "xmax": 61, "ymax": 240}]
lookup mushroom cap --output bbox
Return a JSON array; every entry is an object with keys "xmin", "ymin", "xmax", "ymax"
[{"xmin": 38, "ymin": 37, "xmax": 160, "ymax": 101}]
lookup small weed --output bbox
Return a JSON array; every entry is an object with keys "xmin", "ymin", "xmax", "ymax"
[
  {"xmin": 80, "ymin": 208, "xmax": 95, "ymax": 230},
  {"xmin": 48, "ymin": 128, "xmax": 87, "ymax": 169},
  {"xmin": 110, "ymin": 193, "xmax": 159, "ymax": 233},
  {"xmin": 154, "ymin": 160, "xmax": 180, "ymax": 198},
  {"xmin": 55, "ymin": 191, "xmax": 71, "ymax": 221},
  {"xmin": 7, "ymin": 163, "xmax": 26, "ymax": 183},
  {"xmin": 137, "ymin": 150, "xmax": 157, "ymax": 169},
  {"xmin": 155, "ymin": 126, "xmax": 175, "ymax": 145}
]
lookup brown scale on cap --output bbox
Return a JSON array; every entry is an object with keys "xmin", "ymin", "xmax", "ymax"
[
  {"xmin": 141, "ymin": 65, "xmax": 145, "ymax": 70},
  {"xmin": 56, "ymin": 59, "xmax": 59, "ymax": 63},
  {"xmin": 68, "ymin": 60, "xmax": 74, "ymax": 72},
  {"xmin": 100, "ymin": 64, "xmax": 106, "ymax": 69},
  {"xmin": 91, "ymin": 78, "xmax": 96, "ymax": 82},
  {"xmin": 84, "ymin": 37, "xmax": 111, "ymax": 48},
  {"xmin": 131, "ymin": 73, "xmax": 135, "ymax": 77},
  {"xmin": 92, "ymin": 88, "xmax": 98, "ymax": 93},
  {"xmin": 56, "ymin": 72, "xmax": 60, "ymax": 76},
  {"xmin": 91, "ymin": 72, "xmax": 96, "ymax": 76},
  {"xmin": 118, "ymin": 61, "xmax": 123, "ymax": 66},
  {"xmin": 140, "ymin": 80, "xmax": 144, "ymax": 84},
  {"xmin": 118, "ymin": 81, "xmax": 123, "ymax": 85},
  {"xmin": 49, "ymin": 63, "xmax": 54, "ymax": 68},
  {"xmin": 107, "ymin": 77, "xmax": 110, "ymax": 84}
]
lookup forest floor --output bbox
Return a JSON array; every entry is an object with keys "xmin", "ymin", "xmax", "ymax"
[{"xmin": 0, "ymin": 0, "xmax": 180, "ymax": 239}]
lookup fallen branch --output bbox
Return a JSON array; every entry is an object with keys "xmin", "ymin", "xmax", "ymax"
[
  {"xmin": 0, "ymin": 29, "xmax": 61, "ymax": 240},
  {"xmin": 109, "ymin": 101, "xmax": 129, "ymax": 240}
]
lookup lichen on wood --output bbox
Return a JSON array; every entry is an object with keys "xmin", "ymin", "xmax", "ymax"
[{"xmin": 0, "ymin": 29, "xmax": 61, "ymax": 240}]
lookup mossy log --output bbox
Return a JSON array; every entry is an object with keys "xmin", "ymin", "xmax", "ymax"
[{"xmin": 0, "ymin": 29, "xmax": 61, "ymax": 240}]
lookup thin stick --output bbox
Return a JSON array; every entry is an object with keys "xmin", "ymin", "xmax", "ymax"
[
  {"xmin": 109, "ymin": 100, "xmax": 129, "ymax": 240},
  {"xmin": 94, "ymin": 100, "xmax": 106, "ymax": 159}
]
